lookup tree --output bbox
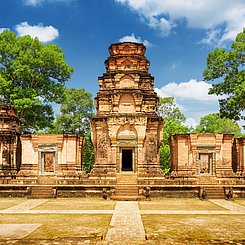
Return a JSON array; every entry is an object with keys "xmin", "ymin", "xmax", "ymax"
[
  {"xmin": 0, "ymin": 30, "xmax": 73, "ymax": 132},
  {"xmin": 195, "ymin": 113, "xmax": 241, "ymax": 137},
  {"xmin": 158, "ymin": 97, "xmax": 186, "ymax": 122},
  {"xmin": 203, "ymin": 29, "xmax": 245, "ymax": 124},
  {"xmin": 82, "ymin": 132, "xmax": 94, "ymax": 173},
  {"xmin": 51, "ymin": 88, "xmax": 94, "ymax": 135},
  {"xmin": 158, "ymin": 97, "xmax": 189, "ymax": 173}
]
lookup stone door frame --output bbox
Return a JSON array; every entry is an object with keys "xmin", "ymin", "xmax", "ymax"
[
  {"xmin": 117, "ymin": 142, "xmax": 138, "ymax": 173},
  {"xmin": 196, "ymin": 146, "xmax": 215, "ymax": 176},
  {"xmin": 38, "ymin": 144, "xmax": 58, "ymax": 175},
  {"xmin": 120, "ymin": 147, "xmax": 135, "ymax": 172}
]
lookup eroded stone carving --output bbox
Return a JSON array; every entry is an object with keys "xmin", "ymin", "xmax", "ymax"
[
  {"xmin": 108, "ymin": 117, "xmax": 147, "ymax": 125},
  {"xmin": 97, "ymin": 133, "xmax": 108, "ymax": 159},
  {"xmin": 145, "ymin": 136, "xmax": 157, "ymax": 162},
  {"xmin": 2, "ymin": 142, "xmax": 10, "ymax": 166},
  {"xmin": 199, "ymin": 153, "xmax": 210, "ymax": 174}
]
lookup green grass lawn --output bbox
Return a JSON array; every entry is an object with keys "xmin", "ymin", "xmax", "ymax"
[
  {"xmin": 32, "ymin": 197, "xmax": 116, "ymax": 210},
  {"xmin": 234, "ymin": 199, "xmax": 245, "ymax": 207},
  {"xmin": 0, "ymin": 198, "xmax": 26, "ymax": 210},
  {"xmin": 142, "ymin": 214, "xmax": 245, "ymax": 243},
  {"xmin": 139, "ymin": 198, "xmax": 226, "ymax": 211},
  {"xmin": 0, "ymin": 213, "xmax": 111, "ymax": 239}
]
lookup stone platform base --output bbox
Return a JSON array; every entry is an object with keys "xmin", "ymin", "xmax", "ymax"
[{"xmin": 0, "ymin": 183, "xmax": 244, "ymax": 199}]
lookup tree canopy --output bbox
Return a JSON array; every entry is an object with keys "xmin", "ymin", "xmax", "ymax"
[
  {"xmin": 203, "ymin": 29, "xmax": 245, "ymax": 124},
  {"xmin": 158, "ymin": 97, "xmax": 186, "ymax": 122},
  {"xmin": 0, "ymin": 30, "xmax": 73, "ymax": 132},
  {"xmin": 158, "ymin": 97, "xmax": 190, "ymax": 173},
  {"xmin": 50, "ymin": 88, "xmax": 94, "ymax": 135},
  {"xmin": 82, "ymin": 132, "xmax": 94, "ymax": 173},
  {"xmin": 194, "ymin": 113, "xmax": 241, "ymax": 137}
]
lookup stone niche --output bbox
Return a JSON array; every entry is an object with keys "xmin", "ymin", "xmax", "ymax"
[
  {"xmin": 170, "ymin": 133, "xmax": 242, "ymax": 178},
  {"xmin": 91, "ymin": 42, "xmax": 163, "ymax": 177},
  {"xmin": 18, "ymin": 134, "xmax": 83, "ymax": 179},
  {"xmin": 118, "ymin": 94, "xmax": 136, "ymax": 113}
]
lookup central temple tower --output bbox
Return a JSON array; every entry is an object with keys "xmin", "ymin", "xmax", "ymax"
[{"xmin": 91, "ymin": 42, "xmax": 163, "ymax": 177}]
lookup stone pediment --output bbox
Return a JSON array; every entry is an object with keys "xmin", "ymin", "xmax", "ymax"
[
  {"xmin": 117, "ymin": 124, "xmax": 137, "ymax": 140},
  {"xmin": 119, "ymin": 74, "xmax": 135, "ymax": 88},
  {"xmin": 118, "ymin": 94, "xmax": 136, "ymax": 113}
]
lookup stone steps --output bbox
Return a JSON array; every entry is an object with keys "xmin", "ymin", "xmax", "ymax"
[
  {"xmin": 116, "ymin": 175, "xmax": 138, "ymax": 185},
  {"xmin": 206, "ymin": 187, "xmax": 224, "ymax": 199},
  {"xmin": 112, "ymin": 173, "xmax": 144, "ymax": 201},
  {"xmin": 30, "ymin": 186, "xmax": 55, "ymax": 198},
  {"xmin": 115, "ymin": 186, "xmax": 139, "ymax": 196},
  {"xmin": 110, "ymin": 195, "xmax": 145, "ymax": 201}
]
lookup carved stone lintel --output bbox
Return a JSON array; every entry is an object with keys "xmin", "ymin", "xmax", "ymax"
[{"xmin": 108, "ymin": 116, "xmax": 147, "ymax": 125}]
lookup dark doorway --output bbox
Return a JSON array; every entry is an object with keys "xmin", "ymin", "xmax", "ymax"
[{"xmin": 122, "ymin": 149, "xmax": 133, "ymax": 171}]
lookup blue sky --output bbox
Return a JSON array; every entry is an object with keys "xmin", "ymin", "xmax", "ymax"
[{"xmin": 1, "ymin": 0, "xmax": 245, "ymax": 128}]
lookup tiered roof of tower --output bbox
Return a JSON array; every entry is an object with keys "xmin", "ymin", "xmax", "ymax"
[
  {"xmin": 0, "ymin": 105, "xmax": 21, "ymax": 136},
  {"xmin": 105, "ymin": 42, "xmax": 150, "ymax": 73},
  {"xmin": 95, "ymin": 42, "xmax": 159, "ymax": 117}
]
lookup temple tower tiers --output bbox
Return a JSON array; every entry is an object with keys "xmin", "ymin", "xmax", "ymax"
[{"xmin": 91, "ymin": 42, "xmax": 163, "ymax": 177}]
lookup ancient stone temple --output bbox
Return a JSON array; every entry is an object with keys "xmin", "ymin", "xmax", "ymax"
[
  {"xmin": 0, "ymin": 41, "xmax": 244, "ymax": 200},
  {"xmin": 91, "ymin": 42, "xmax": 163, "ymax": 177}
]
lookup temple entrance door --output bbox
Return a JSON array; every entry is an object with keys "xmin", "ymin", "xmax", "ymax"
[{"xmin": 121, "ymin": 149, "xmax": 133, "ymax": 171}]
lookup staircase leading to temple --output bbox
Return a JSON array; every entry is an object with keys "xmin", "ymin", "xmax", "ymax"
[
  {"xmin": 205, "ymin": 186, "xmax": 225, "ymax": 199},
  {"xmin": 30, "ymin": 186, "xmax": 56, "ymax": 198},
  {"xmin": 111, "ymin": 173, "xmax": 144, "ymax": 201}
]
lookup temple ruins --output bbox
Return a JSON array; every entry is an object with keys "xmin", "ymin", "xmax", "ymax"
[{"xmin": 0, "ymin": 42, "xmax": 244, "ymax": 199}]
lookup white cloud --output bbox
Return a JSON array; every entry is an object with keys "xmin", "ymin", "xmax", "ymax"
[
  {"xmin": 15, "ymin": 22, "xmax": 59, "ymax": 43},
  {"xmin": 184, "ymin": 118, "xmax": 198, "ymax": 128},
  {"xmin": 0, "ymin": 28, "xmax": 10, "ymax": 34},
  {"xmin": 155, "ymin": 79, "xmax": 224, "ymax": 129},
  {"xmin": 155, "ymin": 79, "xmax": 221, "ymax": 101},
  {"xmin": 119, "ymin": 33, "xmax": 152, "ymax": 47},
  {"xmin": 199, "ymin": 29, "xmax": 222, "ymax": 46},
  {"xmin": 23, "ymin": 0, "xmax": 74, "ymax": 6},
  {"xmin": 24, "ymin": 0, "xmax": 43, "ymax": 6},
  {"xmin": 116, "ymin": 0, "xmax": 245, "ymax": 44},
  {"xmin": 147, "ymin": 16, "xmax": 175, "ymax": 37}
]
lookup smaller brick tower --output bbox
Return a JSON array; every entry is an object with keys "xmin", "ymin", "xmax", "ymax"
[{"xmin": 0, "ymin": 105, "xmax": 21, "ymax": 177}]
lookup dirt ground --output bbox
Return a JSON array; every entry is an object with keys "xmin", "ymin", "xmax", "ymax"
[
  {"xmin": 32, "ymin": 197, "xmax": 116, "ymax": 210},
  {"xmin": 142, "ymin": 214, "xmax": 245, "ymax": 244},
  {"xmin": 0, "ymin": 197, "xmax": 244, "ymax": 244},
  {"xmin": 139, "ymin": 198, "xmax": 226, "ymax": 211}
]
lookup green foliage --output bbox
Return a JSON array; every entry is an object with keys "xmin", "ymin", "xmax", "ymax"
[
  {"xmin": 50, "ymin": 88, "xmax": 94, "ymax": 135},
  {"xmin": 82, "ymin": 132, "xmax": 94, "ymax": 173},
  {"xmin": 194, "ymin": 113, "xmax": 241, "ymax": 137},
  {"xmin": 158, "ymin": 97, "xmax": 186, "ymax": 122},
  {"xmin": 158, "ymin": 97, "xmax": 189, "ymax": 173},
  {"xmin": 0, "ymin": 30, "xmax": 73, "ymax": 132},
  {"xmin": 203, "ymin": 29, "xmax": 245, "ymax": 124}
]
